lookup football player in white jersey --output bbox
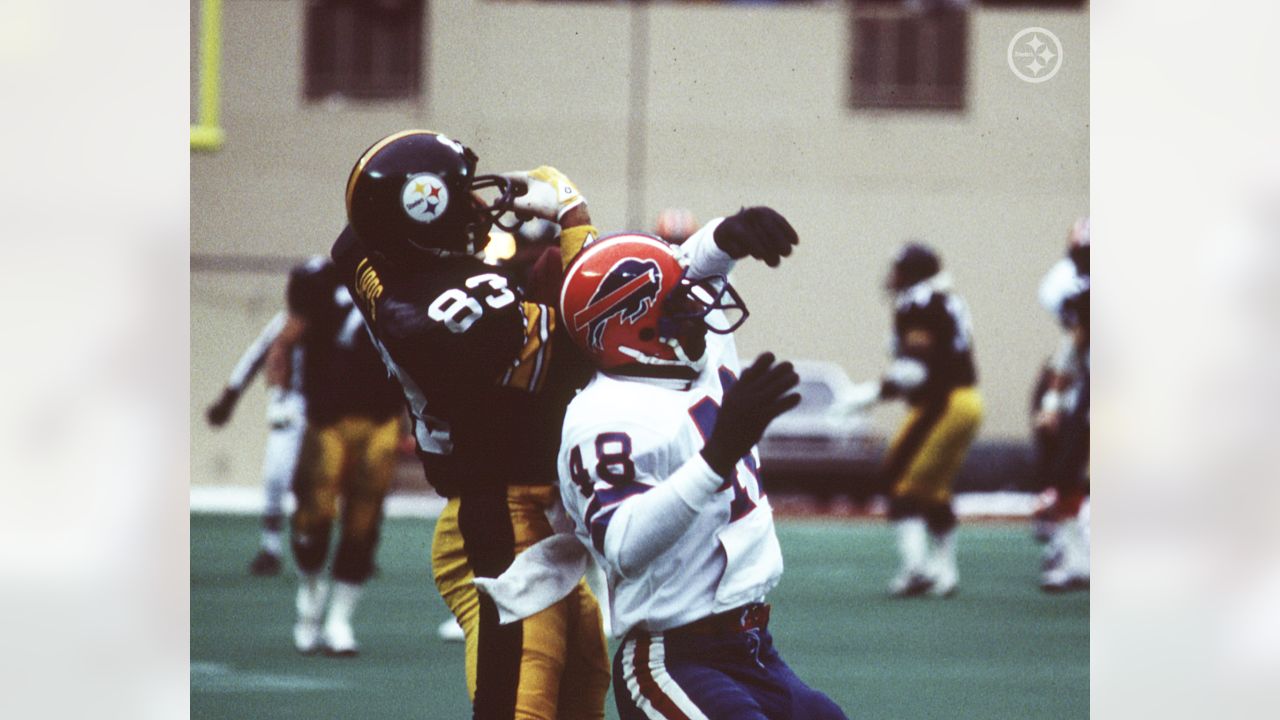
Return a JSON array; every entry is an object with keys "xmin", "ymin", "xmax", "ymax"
[
  {"xmin": 206, "ymin": 310, "xmax": 306, "ymax": 576},
  {"xmin": 556, "ymin": 211, "xmax": 848, "ymax": 719},
  {"xmin": 1034, "ymin": 218, "xmax": 1090, "ymax": 591},
  {"xmin": 1038, "ymin": 217, "xmax": 1090, "ymax": 323}
]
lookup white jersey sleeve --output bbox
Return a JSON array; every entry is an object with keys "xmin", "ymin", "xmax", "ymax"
[
  {"xmin": 226, "ymin": 311, "xmax": 287, "ymax": 392},
  {"xmin": 679, "ymin": 217, "xmax": 735, "ymax": 280}
]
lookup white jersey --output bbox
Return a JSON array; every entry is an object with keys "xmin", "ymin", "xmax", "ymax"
[{"xmin": 558, "ymin": 331, "xmax": 784, "ymax": 637}]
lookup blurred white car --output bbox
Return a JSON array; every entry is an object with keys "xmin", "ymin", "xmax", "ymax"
[{"xmin": 757, "ymin": 360, "xmax": 883, "ymax": 497}]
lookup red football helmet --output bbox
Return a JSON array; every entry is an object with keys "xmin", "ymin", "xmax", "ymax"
[
  {"xmin": 1067, "ymin": 216, "xmax": 1090, "ymax": 275},
  {"xmin": 1067, "ymin": 216, "xmax": 1091, "ymax": 249},
  {"xmin": 654, "ymin": 208, "xmax": 698, "ymax": 245},
  {"xmin": 560, "ymin": 233, "xmax": 747, "ymax": 372}
]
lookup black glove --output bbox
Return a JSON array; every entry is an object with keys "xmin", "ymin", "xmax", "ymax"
[
  {"xmin": 701, "ymin": 352, "xmax": 802, "ymax": 477},
  {"xmin": 712, "ymin": 207, "xmax": 799, "ymax": 267},
  {"xmin": 206, "ymin": 388, "xmax": 240, "ymax": 428}
]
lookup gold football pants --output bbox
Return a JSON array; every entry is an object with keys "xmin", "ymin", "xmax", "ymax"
[
  {"xmin": 433, "ymin": 484, "xmax": 610, "ymax": 720},
  {"xmin": 291, "ymin": 415, "xmax": 399, "ymax": 584},
  {"xmin": 884, "ymin": 387, "xmax": 984, "ymax": 506}
]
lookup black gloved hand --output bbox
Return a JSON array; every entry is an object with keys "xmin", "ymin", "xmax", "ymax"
[
  {"xmin": 712, "ymin": 207, "xmax": 799, "ymax": 267},
  {"xmin": 701, "ymin": 352, "xmax": 802, "ymax": 477},
  {"xmin": 206, "ymin": 388, "xmax": 240, "ymax": 428}
]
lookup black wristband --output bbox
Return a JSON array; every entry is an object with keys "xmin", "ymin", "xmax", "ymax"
[{"xmin": 700, "ymin": 447, "xmax": 737, "ymax": 479}]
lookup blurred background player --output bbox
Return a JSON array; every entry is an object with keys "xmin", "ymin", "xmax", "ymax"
[
  {"xmin": 1033, "ymin": 218, "xmax": 1090, "ymax": 592},
  {"xmin": 1030, "ymin": 216, "xmax": 1091, "ymax": 539},
  {"xmin": 205, "ymin": 310, "xmax": 305, "ymax": 576},
  {"xmin": 653, "ymin": 207, "xmax": 698, "ymax": 245},
  {"xmin": 836, "ymin": 242, "xmax": 983, "ymax": 597},
  {"xmin": 1038, "ymin": 217, "xmax": 1090, "ymax": 321},
  {"xmin": 269, "ymin": 256, "xmax": 405, "ymax": 656},
  {"xmin": 333, "ymin": 131, "xmax": 610, "ymax": 718},
  {"xmin": 553, "ymin": 219, "xmax": 847, "ymax": 719}
]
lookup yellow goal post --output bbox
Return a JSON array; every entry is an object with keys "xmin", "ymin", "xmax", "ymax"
[{"xmin": 191, "ymin": 0, "xmax": 225, "ymax": 152}]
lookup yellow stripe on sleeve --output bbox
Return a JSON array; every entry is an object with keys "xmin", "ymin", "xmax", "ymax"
[
  {"xmin": 560, "ymin": 225, "xmax": 598, "ymax": 270},
  {"xmin": 500, "ymin": 302, "xmax": 557, "ymax": 392}
]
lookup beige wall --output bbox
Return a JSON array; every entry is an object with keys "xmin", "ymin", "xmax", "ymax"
[{"xmin": 192, "ymin": 0, "xmax": 1088, "ymax": 486}]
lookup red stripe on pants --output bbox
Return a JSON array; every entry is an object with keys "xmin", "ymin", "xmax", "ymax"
[{"xmin": 634, "ymin": 635, "xmax": 692, "ymax": 720}]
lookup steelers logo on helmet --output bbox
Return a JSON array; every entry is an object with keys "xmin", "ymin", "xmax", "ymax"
[
  {"xmin": 346, "ymin": 130, "xmax": 521, "ymax": 259},
  {"xmin": 401, "ymin": 173, "xmax": 450, "ymax": 224}
]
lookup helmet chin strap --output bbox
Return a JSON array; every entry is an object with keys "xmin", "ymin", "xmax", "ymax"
[{"xmin": 616, "ymin": 339, "xmax": 706, "ymax": 373}]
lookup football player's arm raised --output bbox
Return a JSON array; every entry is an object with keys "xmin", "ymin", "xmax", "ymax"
[
  {"xmin": 572, "ymin": 354, "xmax": 799, "ymax": 578},
  {"xmin": 417, "ymin": 165, "xmax": 592, "ymax": 390},
  {"xmin": 207, "ymin": 311, "xmax": 288, "ymax": 427},
  {"xmin": 680, "ymin": 206, "xmax": 800, "ymax": 280},
  {"xmin": 500, "ymin": 166, "xmax": 596, "ymax": 269}
]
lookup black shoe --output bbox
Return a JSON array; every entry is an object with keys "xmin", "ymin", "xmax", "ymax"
[
  {"xmin": 889, "ymin": 573, "xmax": 934, "ymax": 598},
  {"xmin": 249, "ymin": 550, "xmax": 283, "ymax": 577}
]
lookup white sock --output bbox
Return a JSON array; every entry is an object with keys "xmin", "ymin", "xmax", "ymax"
[
  {"xmin": 296, "ymin": 573, "xmax": 329, "ymax": 622},
  {"xmin": 1047, "ymin": 518, "xmax": 1089, "ymax": 579},
  {"xmin": 895, "ymin": 518, "xmax": 929, "ymax": 576},
  {"xmin": 931, "ymin": 529, "xmax": 957, "ymax": 570},
  {"xmin": 928, "ymin": 528, "xmax": 959, "ymax": 592},
  {"xmin": 1065, "ymin": 519, "xmax": 1089, "ymax": 576},
  {"xmin": 325, "ymin": 581, "xmax": 363, "ymax": 629}
]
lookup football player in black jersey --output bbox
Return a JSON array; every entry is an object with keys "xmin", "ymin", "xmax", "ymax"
[
  {"xmin": 332, "ymin": 131, "xmax": 610, "ymax": 719},
  {"xmin": 266, "ymin": 256, "xmax": 406, "ymax": 656},
  {"xmin": 837, "ymin": 242, "xmax": 983, "ymax": 597}
]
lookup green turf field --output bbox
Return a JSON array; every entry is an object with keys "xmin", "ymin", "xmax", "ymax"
[{"xmin": 192, "ymin": 513, "xmax": 1087, "ymax": 719}]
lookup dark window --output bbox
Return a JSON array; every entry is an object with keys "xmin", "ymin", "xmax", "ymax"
[
  {"xmin": 305, "ymin": 0, "xmax": 424, "ymax": 102},
  {"xmin": 851, "ymin": 2, "xmax": 969, "ymax": 111},
  {"xmin": 980, "ymin": 1, "xmax": 1086, "ymax": 7}
]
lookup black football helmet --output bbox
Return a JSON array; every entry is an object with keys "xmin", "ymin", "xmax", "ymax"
[
  {"xmin": 344, "ymin": 130, "xmax": 523, "ymax": 262},
  {"xmin": 888, "ymin": 241, "xmax": 941, "ymax": 292}
]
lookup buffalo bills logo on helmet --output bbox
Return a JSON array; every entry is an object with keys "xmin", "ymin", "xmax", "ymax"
[{"xmin": 572, "ymin": 258, "xmax": 664, "ymax": 351}]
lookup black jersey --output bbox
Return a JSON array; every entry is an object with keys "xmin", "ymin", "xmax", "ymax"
[
  {"xmin": 892, "ymin": 281, "xmax": 978, "ymax": 405},
  {"xmin": 331, "ymin": 226, "xmax": 591, "ymax": 497},
  {"xmin": 287, "ymin": 257, "xmax": 403, "ymax": 426}
]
